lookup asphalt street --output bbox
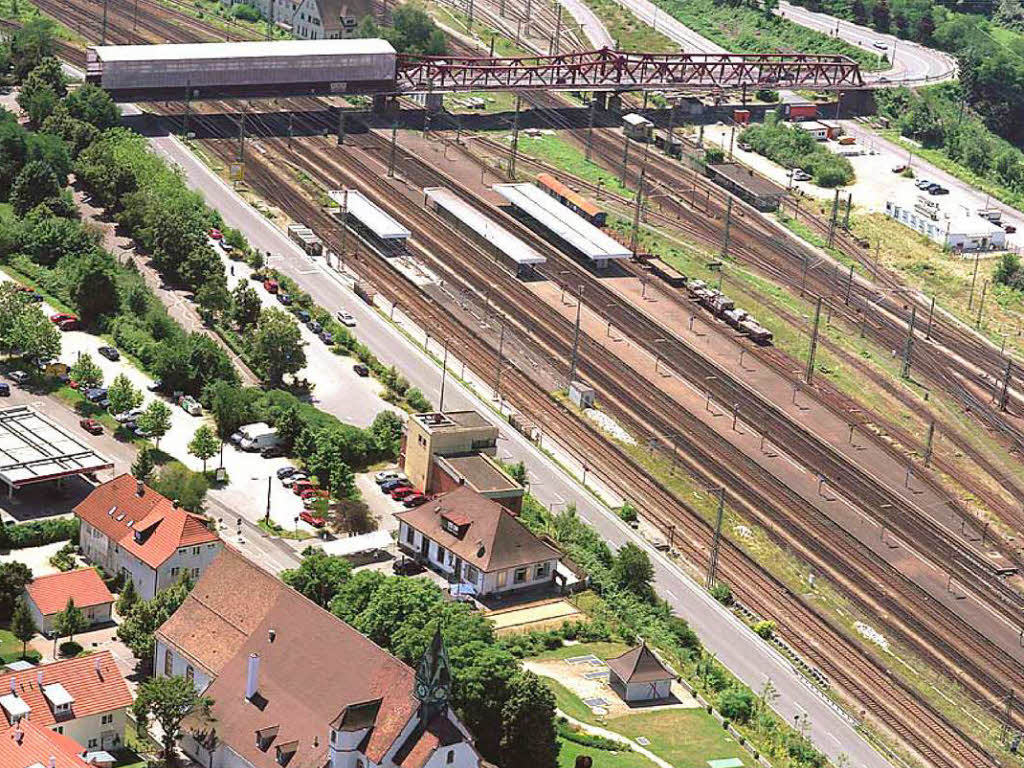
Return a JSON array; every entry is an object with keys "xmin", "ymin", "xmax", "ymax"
[{"xmin": 150, "ymin": 128, "xmax": 895, "ymax": 768}]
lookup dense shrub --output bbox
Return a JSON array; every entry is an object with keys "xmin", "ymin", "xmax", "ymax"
[
  {"xmin": 740, "ymin": 113, "xmax": 854, "ymax": 187},
  {"xmin": 1, "ymin": 518, "xmax": 79, "ymax": 550}
]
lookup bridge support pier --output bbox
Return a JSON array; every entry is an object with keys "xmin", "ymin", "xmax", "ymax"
[{"xmin": 372, "ymin": 94, "xmax": 396, "ymax": 114}]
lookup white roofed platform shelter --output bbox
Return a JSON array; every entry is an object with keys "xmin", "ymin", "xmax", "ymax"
[
  {"xmin": 424, "ymin": 187, "xmax": 546, "ymax": 276},
  {"xmin": 0, "ymin": 406, "xmax": 113, "ymax": 497},
  {"xmin": 329, "ymin": 188, "xmax": 410, "ymax": 256},
  {"xmin": 492, "ymin": 183, "xmax": 630, "ymax": 269}
]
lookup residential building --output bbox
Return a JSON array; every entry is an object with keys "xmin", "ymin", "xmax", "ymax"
[
  {"xmin": 222, "ymin": 0, "xmax": 369, "ymax": 39},
  {"xmin": 394, "ymin": 486, "xmax": 561, "ymax": 597},
  {"xmin": 606, "ymin": 642, "xmax": 676, "ymax": 703},
  {"xmin": 401, "ymin": 411, "xmax": 523, "ymax": 512},
  {"xmin": 154, "ymin": 548, "xmax": 481, "ymax": 768},
  {"xmin": 0, "ymin": 718, "xmax": 94, "ymax": 768},
  {"xmin": 73, "ymin": 474, "xmax": 222, "ymax": 601},
  {"xmin": 24, "ymin": 570, "xmax": 113, "ymax": 636},
  {"xmin": 0, "ymin": 652, "xmax": 132, "ymax": 752}
]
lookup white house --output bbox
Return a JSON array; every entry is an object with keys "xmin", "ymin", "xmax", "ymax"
[
  {"xmin": 222, "ymin": 0, "xmax": 368, "ymax": 38},
  {"xmin": 0, "ymin": 653, "xmax": 132, "ymax": 753},
  {"xmin": 606, "ymin": 642, "xmax": 676, "ymax": 703},
  {"xmin": 885, "ymin": 200, "xmax": 1006, "ymax": 252},
  {"xmin": 23, "ymin": 569, "xmax": 114, "ymax": 636},
  {"xmin": 394, "ymin": 486, "xmax": 561, "ymax": 598},
  {"xmin": 154, "ymin": 549, "xmax": 482, "ymax": 768},
  {"xmin": 74, "ymin": 474, "xmax": 222, "ymax": 601}
]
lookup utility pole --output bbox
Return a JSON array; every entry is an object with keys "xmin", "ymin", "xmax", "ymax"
[
  {"xmin": 467, "ymin": 0, "xmax": 475, "ymax": 28},
  {"xmin": 264, "ymin": 476, "xmax": 272, "ymax": 525},
  {"xmin": 969, "ymin": 251, "xmax": 981, "ymax": 309},
  {"xmin": 238, "ymin": 107, "xmax": 247, "ymax": 164},
  {"xmin": 925, "ymin": 295, "xmax": 936, "ymax": 339},
  {"xmin": 183, "ymin": 80, "xmax": 192, "ymax": 138},
  {"xmin": 665, "ymin": 99, "xmax": 677, "ymax": 158},
  {"xmin": 620, "ymin": 134, "xmax": 630, "ymax": 186},
  {"xmin": 567, "ymin": 285, "xmax": 584, "ymax": 388},
  {"xmin": 439, "ymin": 342, "xmax": 449, "ymax": 412},
  {"xmin": 705, "ymin": 488, "xmax": 725, "ymax": 589},
  {"xmin": 585, "ymin": 96, "xmax": 596, "ymax": 162},
  {"xmin": 337, "ymin": 109, "xmax": 346, "ymax": 146},
  {"xmin": 339, "ymin": 187, "xmax": 349, "ymax": 264},
  {"xmin": 721, "ymin": 197, "xmax": 733, "ymax": 259},
  {"xmin": 549, "ymin": 3, "xmax": 562, "ymax": 55},
  {"xmin": 524, "ymin": 0, "xmax": 532, "ymax": 36},
  {"xmin": 287, "ymin": 111, "xmax": 294, "ymax": 148},
  {"xmin": 843, "ymin": 192, "xmax": 852, "ymax": 229},
  {"xmin": 977, "ymin": 279, "xmax": 989, "ymax": 328},
  {"xmin": 805, "ymin": 296, "xmax": 823, "ymax": 384},
  {"xmin": 629, "ymin": 144, "xmax": 649, "ymax": 256},
  {"xmin": 1001, "ymin": 690, "xmax": 1016, "ymax": 744},
  {"xmin": 494, "ymin": 320, "xmax": 506, "ymax": 401},
  {"xmin": 844, "ymin": 263, "xmax": 854, "ymax": 305},
  {"xmin": 901, "ymin": 305, "xmax": 917, "ymax": 379},
  {"xmin": 827, "ymin": 188, "xmax": 840, "ymax": 248},
  {"xmin": 1000, "ymin": 358, "xmax": 1013, "ymax": 411},
  {"xmin": 102, "ymin": 0, "xmax": 109, "ymax": 45},
  {"xmin": 923, "ymin": 420, "xmax": 935, "ymax": 466},
  {"xmin": 799, "ymin": 253, "xmax": 809, "ymax": 297},
  {"xmin": 508, "ymin": 95, "xmax": 522, "ymax": 179},
  {"xmin": 387, "ymin": 122, "xmax": 398, "ymax": 178}
]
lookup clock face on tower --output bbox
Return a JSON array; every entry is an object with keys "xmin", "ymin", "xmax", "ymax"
[{"xmin": 415, "ymin": 629, "xmax": 452, "ymax": 709}]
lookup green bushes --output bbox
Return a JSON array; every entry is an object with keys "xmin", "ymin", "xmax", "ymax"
[
  {"xmin": 740, "ymin": 113, "xmax": 854, "ymax": 187},
  {"xmin": 49, "ymin": 542, "xmax": 76, "ymax": 572},
  {"xmin": 557, "ymin": 720, "xmax": 630, "ymax": 751},
  {"xmin": 229, "ymin": 2, "xmax": 262, "ymax": 21},
  {"xmin": 0, "ymin": 518, "xmax": 79, "ymax": 550}
]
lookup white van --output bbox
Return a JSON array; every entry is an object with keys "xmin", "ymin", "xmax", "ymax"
[{"xmin": 239, "ymin": 422, "xmax": 281, "ymax": 452}]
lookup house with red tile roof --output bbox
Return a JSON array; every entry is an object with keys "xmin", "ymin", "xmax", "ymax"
[
  {"xmin": 0, "ymin": 652, "xmax": 132, "ymax": 754},
  {"xmin": 73, "ymin": 474, "xmax": 222, "ymax": 600},
  {"xmin": 156, "ymin": 549, "xmax": 481, "ymax": 768},
  {"xmin": 0, "ymin": 717, "xmax": 95, "ymax": 768},
  {"xmin": 24, "ymin": 570, "xmax": 114, "ymax": 635}
]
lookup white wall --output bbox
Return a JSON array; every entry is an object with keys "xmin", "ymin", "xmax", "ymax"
[
  {"xmin": 119, "ymin": 552, "xmax": 159, "ymax": 602},
  {"xmin": 79, "ymin": 522, "xmax": 116, "ymax": 575},
  {"xmin": 421, "ymin": 741, "xmax": 477, "ymax": 768},
  {"xmin": 156, "ymin": 542, "xmax": 223, "ymax": 593},
  {"xmin": 155, "ymin": 639, "xmax": 214, "ymax": 693},
  {"xmin": 54, "ymin": 707, "xmax": 126, "ymax": 751}
]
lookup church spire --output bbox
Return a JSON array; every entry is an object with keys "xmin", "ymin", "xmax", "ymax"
[{"xmin": 415, "ymin": 627, "xmax": 452, "ymax": 722}]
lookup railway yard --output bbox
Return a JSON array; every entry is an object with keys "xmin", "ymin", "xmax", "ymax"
[{"xmin": 11, "ymin": 0, "xmax": 1024, "ymax": 766}]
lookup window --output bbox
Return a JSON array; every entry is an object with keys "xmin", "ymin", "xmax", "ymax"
[
  {"xmin": 192, "ymin": 567, "xmax": 200, "ymax": 578},
  {"xmin": 406, "ymin": 525, "xmax": 415, "ymax": 545},
  {"xmin": 192, "ymin": 547, "xmax": 200, "ymax": 556},
  {"xmin": 55, "ymin": 727, "xmax": 63, "ymax": 735},
  {"xmin": 170, "ymin": 567, "xmax": 180, "ymax": 577},
  {"xmin": 186, "ymin": 665, "xmax": 195, "ymax": 684},
  {"xmin": 436, "ymin": 544, "xmax": 446, "ymax": 563},
  {"xmin": 496, "ymin": 570, "xmax": 507, "ymax": 588},
  {"xmin": 514, "ymin": 568, "xmax": 527, "ymax": 584},
  {"xmin": 465, "ymin": 565, "xmax": 478, "ymax": 583},
  {"xmin": 535, "ymin": 562, "xmax": 550, "ymax": 580},
  {"xmin": 88, "ymin": 739, "xmax": 98, "ymax": 749},
  {"xmin": 442, "ymin": 519, "xmax": 460, "ymax": 536},
  {"xmin": 446, "ymin": 750, "xmax": 455, "ymax": 764},
  {"xmin": 164, "ymin": 648, "xmax": 174, "ymax": 677},
  {"xmin": 102, "ymin": 714, "xmax": 113, "ymax": 725},
  {"xmin": 178, "ymin": 548, "xmax": 188, "ymax": 556}
]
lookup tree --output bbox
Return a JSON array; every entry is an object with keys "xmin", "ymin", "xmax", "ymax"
[
  {"xmin": 139, "ymin": 400, "xmax": 172, "ymax": 448},
  {"xmin": 64, "ymin": 83, "xmax": 121, "ymax": 130},
  {"xmin": 500, "ymin": 671, "xmax": 559, "ymax": 768},
  {"xmin": 871, "ymin": 0, "xmax": 891, "ymax": 31},
  {"xmin": 612, "ymin": 542, "xmax": 655, "ymax": 599},
  {"xmin": 188, "ymin": 425, "xmax": 219, "ymax": 473},
  {"xmin": 53, "ymin": 597, "xmax": 88, "ymax": 643},
  {"xmin": 327, "ymin": 498, "xmax": 377, "ymax": 536},
  {"xmin": 118, "ymin": 575, "xmax": 191, "ymax": 667},
  {"xmin": 71, "ymin": 353, "xmax": 104, "ymax": 389},
  {"xmin": 0, "ymin": 562, "xmax": 32, "ymax": 621},
  {"xmin": 195, "ymin": 280, "xmax": 231, "ymax": 322},
  {"xmin": 204, "ymin": 380, "xmax": 256, "ymax": 441},
  {"xmin": 718, "ymin": 686, "xmax": 755, "ymax": 723},
  {"xmin": 116, "ymin": 577, "xmax": 139, "ymax": 616},
  {"xmin": 108, "ymin": 373, "xmax": 143, "ymax": 417},
  {"xmin": 27, "ymin": 132, "xmax": 71, "ymax": 181},
  {"xmin": 11, "ymin": 160, "xmax": 61, "ymax": 216},
  {"xmin": 68, "ymin": 251, "xmax": 119, "ymax": 322},
  {"xmin": 135, "ymin": 675, "xmax": 213, "ymax": 761},
  {"xmin": 17, "ymin": 75, "xmax": 59, "ymax": 127},
  {"xmin": 10, "ymin": 596, "xmax": 38, "ymax": 656},
  {"xmin": 231, "ymin": 283, "xmax": 262, "ymax": 329},
  {"xmin": 151, "ymin": 464, "xmax": 209, "ymax": 512},
  {"xmin": 369, "ymin": 410, "xmax": 404, "ymax": 458},
  {"xmin": 12, "ymin": 305, "xmax": 60, "ymax": 365},
  {"xmin": 0, "ymin": 116, "xmax": 28, "ymax": 198},
  {"xmin": 40, "ymin": 105, "xmax": 100, "ymax": 159},
  {"xmin": 915, "ymin": 12, "xmax": 935, "ymax": 43},
  {"xmin": 9, "ymin": 19, "xmax": 57, "ymax": 81},
  {"xmin": 273, "ymin": 405, "xmax": 303, "ymax": 451},
  {"xmin": 132, "ymin": 446, "xmax": 156, "ymax": 482},
  {"xmin": 281, "ymin": 551, "xmax": 353, "ymax": 608},
  {"xmin": 250, "ymin": 307, "xmax": 306, "ymax": 386}
]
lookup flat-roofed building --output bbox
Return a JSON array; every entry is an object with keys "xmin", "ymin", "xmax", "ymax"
[
  {"xmin": 705, "ymin": 163, "xmax": 786, "ymax": 212},
  {"xmin": 401, "ymin": 412, "xmax": 497, "ymax": 494}
]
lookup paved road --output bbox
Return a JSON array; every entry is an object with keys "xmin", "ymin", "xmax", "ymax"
[
  {"xmin": 558, "ymin": 0, "xmax": 615, "ymax": 48},
  {"xmin": 610, "ymin": 0, "xmax": 727, "ymax": 53},
  {"xmin": 147, "ymin": 126, "xmax": 895, "ymax": 768},
  {"xmin": 777, "ymin": 1, "xmax": 956, "ymax": 85}
]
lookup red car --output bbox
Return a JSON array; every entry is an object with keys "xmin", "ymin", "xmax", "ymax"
[
  {"xmin": 79, "ymin": 418, "xmax": 103, "ymax": 435},
  {"xmin": 403, "ymin": 493, "xmax": 429, "ymax": 508},
  {"xmin": 391, "ymin": 486, "xmax": 416, "ymax": 500},
  {"xmin": 209, "ymin": 228, "xmax": 223, "ymax": 240},
  {"xmin": 299, "ymin": 510, "xmax": 326, "ymax": 528},
  {"xmin": 292, "ymin": 480, "xmax": 318, "ymax": 496},
  {"xmin": 58, "ymin": 318, "xmax": 80, "ymax": 331},
  {"xmin": 300, "ymin": 488, "xmax": 329, "ymax": 500},
  {"xmin": 50, "ymin": 313, "xmax": 77, "ymax": 324},
  {"xmin": 263, "ymin": 279, "xmax": 279, "ymax": 294}
]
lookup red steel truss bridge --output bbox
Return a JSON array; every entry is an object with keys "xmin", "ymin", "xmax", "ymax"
[{"xmin": 395, "ymin": 47, "xmax": 864, "ymax": 93}]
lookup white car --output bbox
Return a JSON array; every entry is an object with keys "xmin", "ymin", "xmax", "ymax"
[
  {"xmin": 8, "ymin": 370, "xmax": 29, "ymax": 385},
  {"xmin": 336, "ymin": 310, "xmax": 357, "ymax": 327},
  {"xmin": 873, "ymin": 40, "xmax": 889, "ymax": 50},
  {"xmin": 282, "ymin": 472, "xmax": 309, "ymax": 488},
  {"xmin": 375, "ymin": 470, "xmax": 407, "ymax": 484},
  {"xmin": 115, "ymin": 407, "xmax": 145, "ymax": 423}
]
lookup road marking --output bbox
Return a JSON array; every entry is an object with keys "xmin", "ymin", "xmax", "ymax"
[{"xmin": 665, "ymin": 589, "xmax": 677, "ymax": 600}]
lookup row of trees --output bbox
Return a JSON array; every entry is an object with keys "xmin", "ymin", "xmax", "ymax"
[
  {"xmin": 353, "ymin": 4, "xmax": 446, "ymax": 55},
  {"xmin": 282, "ymin": 553, "xmax": 560, "ymax": 768}
]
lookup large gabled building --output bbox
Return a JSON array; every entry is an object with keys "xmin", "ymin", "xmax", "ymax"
[
  {"xmin": 155, "ymin": 548, "xmax": 482, "ymax": 768},
  {"xmin": 222, "ymin": 0, "xmax": 369, "ymax": 39},
  {"xmin": 73, "ymin": 474, "xmax": 222, "ymax": 601}
]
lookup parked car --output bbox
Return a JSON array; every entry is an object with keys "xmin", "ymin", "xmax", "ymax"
[
  {"xmin": 178, "ymin": 395, "xmax": 202, "ymax": 416},
  {"xmin": 295, "ymin": 309, "xmax": 311, "ymax": 324},
  {"xmin": 381, "ymin": 478, "xmax": 409, "ymax": 493},
  {"xmin": 375, "ymin": 470, "xmax": 400, "ymax": 484},
  {"xmin": 58, "ymin": 318, "xmax": 79, "ymax": 331},
  {"xmin": 353, "ymin": 363, "xmax": 369, "ymax": 377},
  {"xmin": 83, "ymin": 387, "xmax": 108, "ymax": 403},
  {"xmin": 147, "ymin": 379, "xmax": 162, "ymax": 393},
  {"xmin": 276, "ymin": 466, "xmax": 298, "ymax": 480},
  {"xmin": 276, "ymin": 293, "xmax": 293, "ymax": 306},
  {"xmin": 220, "ymin": 241, "xmax": 234, "ymax": 254},
  {"xmin": 915, "ymin": 178, "xmax": 932, "ymax": 189},
  {"xmin": 209, "ymin": 228, "xmax": 223, "ymax": 240},
  {"xmin": 281, "ymin": 472, "xmax": 309, "ymax": 488},
  {"xmin": 391, "ymin": 486, "xmax": 416, "ymax": 500},
  {"xmin": 115, "ymin": 407, "xmax": 145, "ymax": 423},
  {"xmin": 308, "ymin": 320, "xmax": 322, "ymax": 334},
  {"xmin": 292, "ymin": 480, "xmax": 318, "ymax": 496},
  {"xmin": 403, "ymin": 493, "xmax": 429, "ymax": 508},
  {"xmin": 393, "ymin": 557, "xmax": 425, "ymax": 576},
  {"xmin": 79, "ymin": 418, "xmax": 103, "ymax": 435},
  {"xmin": 792, "ymin": 170, "xmax": 811, "ymax": 182},
  {"xmin": 27, "ymin": 293, "xmax": 42, "ymax": 303},
  {"xmin": 50, "ymin": 313, "xmax": 77, "ymax": 324},
  {"xmin": 1004, "ymin": 224, "xmax": 1018, "ymax": 234},
  {"xmin": 261, "ymin": 445, "xmax": 287, "ymax": 458},
  {"xmin": 299, "ymin": 511, "xmax": 326, "ymax": 528},
  {"xmin": 320, "ymin": 331, "xmax": 334, "ymax": 345},
  {"xmin": 891, "ymin": 164, "xmax": 908, "ymax": 174},
  {"xmin": 300, "ymin": 487, "xmax": 328, "ymax": 500},
  {"xmin": 36, "ymin": 357, "xmax": 58, "ymax": 372},
  {"xmin": 263, "ymin": 279, "xmax": 279, "ymax": 294},
  {"xmin": 9, "ymin": 370, "xmax": 29, "ymax": 385},
  {"xmin": 230, "ymin": 430, "xmax": 244, "ymax": 445},
  {"xmin": 98, "ymin": 346, "xmax": 120, "ymax": 361},
  {"xmin": 0, "ymin": 383, "xmax": 8, "ymax": 397},
  {"xmin": 873, "ymin": 40, "xmax": 889, "ymax": 49},
  {"xmin": 336, "ymin": 310, "xmax": 356, "ymax": 327},
  {"xmin": 134, "ymin": 426, "xmax": 151, "ymax": 438}
]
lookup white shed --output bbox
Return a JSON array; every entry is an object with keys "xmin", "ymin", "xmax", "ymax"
[{"xmin": 607, "ymin": 642, "xmax": 676, "ymax": 702}]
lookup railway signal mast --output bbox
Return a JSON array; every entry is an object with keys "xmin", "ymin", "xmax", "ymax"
[{"xmin": 705, "ymin": 488, "xmax": 726, "ymax": 589}]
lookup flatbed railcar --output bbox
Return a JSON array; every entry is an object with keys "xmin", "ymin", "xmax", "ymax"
[
  {"xmin": 645, "ymin": 256, "xmax": 687, "ymax": 288},
  {"xmin": 687, "ymin": 281, "xmax": 774, "ymax": 345},
  {"xmin": 536, "ymin": 173, "xmax": 607, "ymax": 227}
]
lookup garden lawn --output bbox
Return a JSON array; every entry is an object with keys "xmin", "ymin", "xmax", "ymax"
[
  {"xmin": 0, "ymin": 627, "xmax": 40, "ymax": 664},
  {"xmin": 534, "ymin": 641, "xmax": 631, "ymax": 661},
  {"xmin": 610, "ymin": 708, "xmax": 750, "ymax": 767},
  {"xmin": 557, "ymin": 737, "xmax": 656, "ymax": 768},
  {"xmin": 542, "ymin": 678, "xmax": 600, "ymax": 725}
]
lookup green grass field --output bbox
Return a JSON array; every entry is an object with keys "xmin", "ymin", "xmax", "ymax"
[
  {"xmin": 499, "ymin": 132, "xmax": 636, "ymax": 200},
  {"xmin": 534, "ymin": 641, "xmax": 631, "ymax": 661},
  {"xmin": 557, "ymin": 737, "xmax": 655, "ymax": 768},
  {"xmin": 611, "ymin": 709, "xmax": 749, "ymax": 767}
]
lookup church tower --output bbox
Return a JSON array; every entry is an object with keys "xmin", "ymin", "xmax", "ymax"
[{"xmin": 414, "ymin": 628, "xmax": 452, "ymax": 723}]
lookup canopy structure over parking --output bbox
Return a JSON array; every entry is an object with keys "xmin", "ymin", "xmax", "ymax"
[
  {"xmin": 492, "ymin": 183, "xmax": 631, "ymax": 268},
  {"xmin": 424, "ymin": 187, "xmax": 546, "ymax": 267},
  {"xmin": 329, "ymin": 189, "xmax": 411, "ymax": 242},
  {"xmin": 0, "ymin": 406, "xmax": 113, "ymax": 495}
]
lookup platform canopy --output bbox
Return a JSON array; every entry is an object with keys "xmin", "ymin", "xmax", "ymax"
[
  {"xmin": 0, "ymin": 406, "xmax": 113, "ymax": 492},
  {"xmin": 425, "ymin": 187, "xmax": 546, "ymax": 265},
  {"xmin": 492, "ymin": 183, "xmax": 630, "ymax": 262},
  {"xmin": 329, "ymin": 189, "xmax": 411, "ymax": 241}
]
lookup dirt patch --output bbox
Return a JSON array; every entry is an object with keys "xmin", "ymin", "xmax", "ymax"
[{"xmin": 488, "ymin": 598, "xmax": 584, "ymax": 634}]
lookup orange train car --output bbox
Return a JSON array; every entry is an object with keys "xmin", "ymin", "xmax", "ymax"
[{"xmin": 536, "ymin": 173, "xmax": 607, "ymax": 227}]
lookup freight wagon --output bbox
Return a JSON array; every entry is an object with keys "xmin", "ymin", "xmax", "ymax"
[
  {"xmin": 646, "ymin": 256, "xmax": 687, "ymax": 288},
  {"xmin": 86, "ymin": 39, "xmax": 397, "ymax": 101},
  {"xmin": 536, "ymin": 173, "xmax": 607, "ymax": 227},
  {"xmin": 288, "ymin": 224, "xmax": 323, "ymax": 256}
]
